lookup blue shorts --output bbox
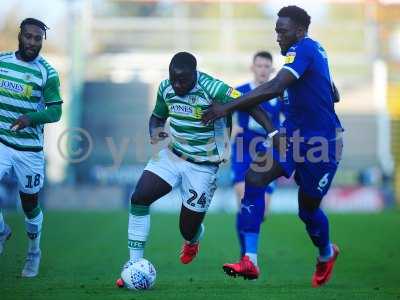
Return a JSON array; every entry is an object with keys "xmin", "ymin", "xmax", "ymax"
[
  {"xmin": 272, "ymin": 137, "xmax": 343, "ymax": 198},
  {"xmin": 231, "ymin": 133, "xmax": 276, "ymax": 194}
]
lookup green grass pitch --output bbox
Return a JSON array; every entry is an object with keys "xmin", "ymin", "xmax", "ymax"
[{"xmin": 1, "ymin": 211, "xmax": 399, "ymax": 300}]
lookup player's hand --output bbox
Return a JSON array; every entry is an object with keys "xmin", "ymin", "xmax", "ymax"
[
  {"xmin": 201, "ymin": 103, "xmax": 228, "ymax": 125},
  {"xmin": 150, "ymin": 131, "xmax": 169, "ymax": 144},
  {"xmin": 10, "ymin": 115, "xmax": 31, "ymax": 131}
]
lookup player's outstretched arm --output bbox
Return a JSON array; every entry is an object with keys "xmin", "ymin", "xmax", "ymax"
[
  {"xmin": 246, "ymin": 106, "xmax": 276, "ymax": 134},
  {"xmin": 149, "ymin": 114, "xmax": 168, "ymax": 144},
  {"xmin": 246, "ymin": 105, "xmax": 286, "ymax": 153},
  {"xmin": 202, "ymin": 69, "xmax": 296, "ymax": 124}
]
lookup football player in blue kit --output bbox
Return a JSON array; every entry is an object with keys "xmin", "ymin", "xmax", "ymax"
[
  {"xmin": 202, "ymin": 6, "xmax": 343, "ymax": 287},
  {"xmin": 231, "ymin": 51, "xmax": 283, "ymax": 259}
]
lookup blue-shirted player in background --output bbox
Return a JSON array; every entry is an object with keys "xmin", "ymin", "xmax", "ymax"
[
  {"xmin": 203, "ymin": 5, "xmax": 343, "ymax": 287},
  {"xmin": 231, "ymin": 51, "xmax": 283, "ymax": 259}
]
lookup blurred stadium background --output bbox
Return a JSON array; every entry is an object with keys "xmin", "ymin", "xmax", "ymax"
[{"xmin": 0, "ymin": 0, "xmax": 399, "ymax": 214}]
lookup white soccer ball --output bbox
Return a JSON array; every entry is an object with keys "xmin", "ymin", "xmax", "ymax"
[{"xmin": 121, "ymin": 258, "xmax": 156, "ymax": 290}]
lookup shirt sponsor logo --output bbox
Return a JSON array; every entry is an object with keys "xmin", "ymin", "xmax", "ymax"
[
  {"xmin": 0, "ymin": 68, "xmax": 8, "ymax": 74},
  {"xmin": 284, "ymin": 52, "xmax": 296, "ymax": 64},
  {"xmin": 169, "ymin": 103, "xmax": 202, "ymax": 119},
  {"xmin": 0, "ymin": 78, "xmax": 32, "ymax": 97},
  {"xmin": 169, "ymin": 104, "xmax": 194, "ymax": 115}
]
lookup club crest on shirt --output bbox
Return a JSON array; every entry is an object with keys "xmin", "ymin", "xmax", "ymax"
[
  {"xmin": 284, "ymin": 52, "xmax": 296, "ymax": 64},
  {"xmin": 23, "ymin": 73, "xmax": 32, "ymax": 82},
  {"xmin": 188, "ymin": 95, "xmax": 197, "ymax": 105}
]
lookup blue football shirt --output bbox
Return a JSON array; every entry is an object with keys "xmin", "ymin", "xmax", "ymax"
[{"xmin": 281, "ymin": 37, "xmax": 343, "ymax": 141}]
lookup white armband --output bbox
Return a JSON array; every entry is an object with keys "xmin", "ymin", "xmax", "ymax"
[
  {"xmin": 267, "ymin": 130, "xmax": 279, "ymax": 139},
  {"xmin": 263, "ymin": 130, "xmax": 279, "ymax": 147}
]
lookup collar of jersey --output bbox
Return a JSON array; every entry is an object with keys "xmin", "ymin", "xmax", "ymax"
[
  {"xmin": 186, "ymin": 70, "xmax": 201, "ymax": 94},
  {"xmin": 281, "ymin": 36, "xmax": 310, "ymax": 56},
  {"xmin": 13, "ymin": 51, "xmax": 41, "ymax": 65}
]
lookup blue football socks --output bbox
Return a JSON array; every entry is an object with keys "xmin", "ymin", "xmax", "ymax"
[
  {"xmin": 298, "ymin": 207, "xmax": 332, "ymax": 259},
  {"xmin": 236, "ymin": 184, "xmax": 266, "ymax": 264}
]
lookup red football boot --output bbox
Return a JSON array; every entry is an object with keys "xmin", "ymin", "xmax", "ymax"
[
  {"xmin": 312, "ymin": 244, "xmax": 340, "ymax": 288},
  {"xmin": 116, "ymin": 278, "xmax": 124, "ymax": 288},
  {"xmin": 180, "ymin": 242, "xmax": 199, "ymax": 264},
  {"xmin": 223, "ymin": 255, "xmax": 260, "ymax": 280}
]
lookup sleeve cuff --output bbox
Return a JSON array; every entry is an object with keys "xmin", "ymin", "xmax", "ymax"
[
  {"xmin": 45, "ymin": 100, "xmax": 63, "ymax": 106},
  {"xmin": 152, "ymin": 112, "xmax": 167, "ymax": 119}
]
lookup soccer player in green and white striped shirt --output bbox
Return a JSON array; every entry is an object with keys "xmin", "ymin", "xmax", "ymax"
[
  {"xmin": 0, "ymin": 18, "xmax": 62, "ymax": 277},
  {"xmin": 119, "ymin": 52, "xmax": 275, "ymax": 278}
]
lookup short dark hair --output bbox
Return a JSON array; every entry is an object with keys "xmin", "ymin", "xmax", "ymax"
[
  {"xmin": 277, "ymin": 6, "xmax": 311, "ymax": 30},
  {"xmin": 169, "ymin": 52, "xmax": 197, "ymax": 72},
  {"xmin": 253, "ymin": 51, "xmax": 273, "ymax": 63},
  {"xmin": 20, "ymin": 18, "xmax": 49, "ymax": 39}
]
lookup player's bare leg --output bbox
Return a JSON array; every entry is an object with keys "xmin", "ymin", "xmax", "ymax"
[{"xmin": 179, "ymin": 205, "xmax": 205, "ymax": 264}]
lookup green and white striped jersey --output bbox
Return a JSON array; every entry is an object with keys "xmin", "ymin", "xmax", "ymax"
[
  {"xmin": 0, "ymin": 51, "xmax": 62, "ymax": 152},
  {"xmin": 153, "ymin": 71, "xmax": 241, "ymax": 164}
]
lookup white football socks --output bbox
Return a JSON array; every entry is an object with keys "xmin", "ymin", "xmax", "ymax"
[
  {"xmin": 128, "ymin": 209, "xmax": 150, "ymax": 262},
  {"xmin": 25, "ymin": 210, "xmax": 43, "ymax": 253},
  {"xmin": 245, "ymin": 253, "xmax": 258, "ymax": 266}
]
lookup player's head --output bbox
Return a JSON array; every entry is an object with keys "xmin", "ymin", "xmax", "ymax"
[
  {"xmin": 169, "ymin": 52, "xmax": 197, "ymax": 96},
  {"xmin": 18, "ymin": 18, "xmax": 49, "ymax": 62},
  {"xmin": 276, "ymin": 6, "xmax": 311, "ymax": 54},
  {"xmin": 251, "ymin": 51, "xmax": 274, "ymax": 85}
]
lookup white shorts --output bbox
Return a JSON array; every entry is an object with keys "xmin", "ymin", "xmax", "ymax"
[
  {"xmin": 0, "ymin": 142, "xmax": 45, "ymax": 194},
  {"xmin": 145, "ymin": 148, "xmax": 218, "ymax": 213}
]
